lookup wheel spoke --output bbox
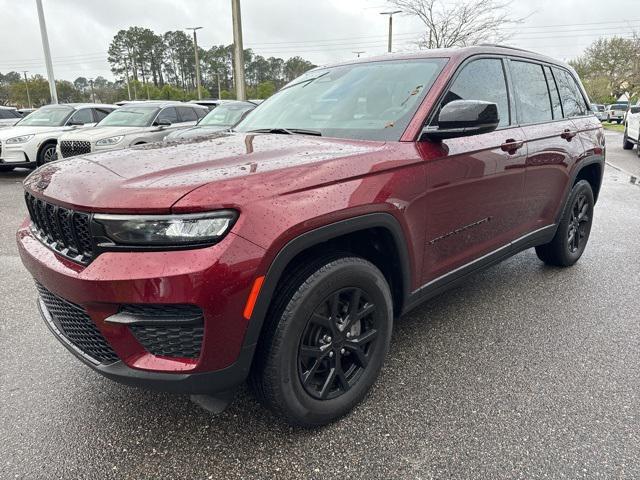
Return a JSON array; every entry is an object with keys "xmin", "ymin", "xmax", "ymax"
[
  {"xmin": 310, "ymin": 312, "xmax": 335, "ymax": 333},
  {"xmin": 301, "ymin": 351, "xmax": 329, "ymax": 385},
  {"xmin": 300, "ymin": 345, "xmax": 325, "ymax": 358},
  {"xmin": 318, "ymin": 367, "xmax": 336, "ymax": 399},
  {"xmin": 357, "ymin": 302, "xmax": 376, "ymax": 320},
  {"xmin": 335, "ymin": 364, "xmax": 350, "ymax": 392},
  {"xmin": 329, "ymin": 294, "xmax": 340, "ymax": 322},
  {"xmin": 348, "ymin": 328, "xmax": 378, "ymax": 346}
]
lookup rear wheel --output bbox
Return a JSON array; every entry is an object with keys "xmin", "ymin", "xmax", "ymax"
[
  {"xmin": 36, "ymin": 142, "xmax": 57, "ymax": 166},
  {"xmin": 250, "ymin": 256, "xmax": 393, "ymax": 427},
  {"xmin": 623, "ymin": 128, "xmax": 634, "ymax": 149},
  {"xmin": 535, "ymin": 180, "xmax": 594, "ymax": 267}
]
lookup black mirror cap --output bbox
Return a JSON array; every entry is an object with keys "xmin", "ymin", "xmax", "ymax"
[{"xmin": 421, "ymin": 100, "xmax": 500, "ymax": 140}]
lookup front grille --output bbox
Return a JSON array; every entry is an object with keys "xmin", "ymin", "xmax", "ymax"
[
  {"xmin": 121, "ymin": 304, "xmax": 204, "ymax": 359},
  {"xmin": 36, "ymin": 283, "xmax": 119, "ymax": 365},
  {"xmin": 60, "ymin": 140, "xmax": 91, "ymax": 158},
  {"xmin": 25, "ymin": 192, "xmax": 94, "ymax": 264}
]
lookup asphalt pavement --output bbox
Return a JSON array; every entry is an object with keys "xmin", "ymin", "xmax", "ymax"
[{"xmin": 1, "ymin": 136, "xmax": 639, "ymax": 479}]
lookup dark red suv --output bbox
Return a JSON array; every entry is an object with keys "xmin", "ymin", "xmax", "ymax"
[{"xmin": 18, "ymin": 46, "xmax": 604, "ymax": 427}]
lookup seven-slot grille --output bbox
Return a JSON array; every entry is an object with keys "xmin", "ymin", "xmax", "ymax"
[
  {"xmin": 36, "ymin": 282, "xmax": 119, "ymax": 365},
  {"xmin": 24, "ymin": 192, "xmax": 94, "ymax": 264},
  {"xmin": 59, "ymin": 140, "xmax": 91, "ymax": 158}
]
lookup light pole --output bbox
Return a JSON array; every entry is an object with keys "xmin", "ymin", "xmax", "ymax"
[
  {"xmin": 231, "ymin": 0, "xmax": 246, "ymax": 100},
  {"xmin": 380, "ymin": 10, "xmax": 401, "ymax": 53},
  {"xmin": 89, "ymin": 78, "xmax": 95, "ymax": 103},
  {"xmin": 35, "ymin": 0, "xmax": 58, "ymax": 103},
  {"xmin": 353, "ymin": 51, "xmax": 365, "ymax": 58},
  {"xmin": 216, "ymin": 72, "xmax": 222, "ymax": 100},
  {"xmin": 22, "ymin": 71, "xmax": 32, "ymax": 108},
  {"xmin": 186, "ymin": 27, "xmax": 203, "ymax": 100}
]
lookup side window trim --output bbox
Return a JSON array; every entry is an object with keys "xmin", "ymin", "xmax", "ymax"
[
  {"xmin": 425, "ymin": 54, "xmax": 513, "ymax": 129},
  {"xmin": 543, "ymin": 66, "xmax": 565, "ymax": 119}
]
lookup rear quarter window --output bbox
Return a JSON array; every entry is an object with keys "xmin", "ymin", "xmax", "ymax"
[{"xmin": 553, "ymin": 68, "xmax": 589, "ymax": 117}]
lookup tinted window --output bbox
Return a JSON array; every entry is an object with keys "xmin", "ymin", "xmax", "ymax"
[
  {"xmin": 97, "ymin": 106, "xmax": 159, "ymax": 127},
  {"xmin": 195, "ymin": 107, "xmax": 208, "ymax": 120},
  {"xmin": 438, "ymin": 58, "xmax": 509, "ymax": 127},
  {"xmin": 157, "ymin": 107, "xmax": 179, "ymax": 124},
  {"xmin": 0, "ymin": 110, "xmax": 17, "ymax": 119},
  {"xmin": 94, "ymin": 108, "xmax": 113, "ymax": 122},
  {"xmin": 544, "ymin": 66, "xmax": 563, "ymax": 119},
  {"xmin": 553, "ymin": 68, "xmax": 588, "ymax": 117},
  {"xmin": 510, "ymin": 61, "xmax": 552, "ymax": 124},
  {"xmin": 177, "ymin": 106, "xmax": 197, "ymax": 122},
  {"xmin": 68, "ymin": 108, "xmax": 94, "ymax": 125}
]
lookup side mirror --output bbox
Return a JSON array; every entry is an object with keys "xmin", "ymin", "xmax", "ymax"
[
  {"xmin": 155, "ymin": 119, "xmax": 172, "ymax": 127},
  {"xmin": 629, "ymin": 106, "xmax": 640, "ymax": 114},
  {"xmin": 421, "ymin": 100, "xmax": 500, "ymax": 141},
  {"xmin": 67, "ymin": 120, "xmax": 85, "ymax": 126}
]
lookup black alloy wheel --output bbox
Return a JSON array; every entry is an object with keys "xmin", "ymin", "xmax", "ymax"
[
  {"xmin": 567, "ymin": 193, "xmax": 590, "ymax": 254},
  {"xmin": 298, "ymin": 287, "xmax": 379, "ymax": 400}
]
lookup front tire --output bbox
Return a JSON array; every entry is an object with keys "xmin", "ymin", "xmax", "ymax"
[
  {"xmin": 535, "ymin": 180, "xmax": 594, "ymax": 267},
  {"xmin": 250, "ymin": 256, "xmax": 393, "ymax": 427},
  {"xmin": 623, "ymin": 128, "xmax": 634, "ymax": 149},
  {"xmin": 36, "ymin": 142, "xmax": 57, "ymax": 166}
]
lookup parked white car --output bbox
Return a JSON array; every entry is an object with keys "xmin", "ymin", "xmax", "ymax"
[
  {"xmin": 57, "ymin": 101, "xmax": 207, "ymax": 158},
  {"xmin": 605, "ymin": 102, "xmax": 628, "ymax": 124},
  {"xmin": 622, "ymin": 105, "xmax": 640, "ymax": 154},
  {"xmin": 0, "ymin": 103, "xmax": 116, "ymax": 171},
  {"xmin": 0, "ymin": 106, "xmax": 23, "ymax": 129},
  {"xmin": 590, "ymin": 103, "xmax": 605, "ymax": 121}
]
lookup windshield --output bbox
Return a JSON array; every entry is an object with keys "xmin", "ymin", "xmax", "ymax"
[
  {"xmin": 16, "ymin": 106, "xmax": 72, "ymax": 127},
  {"xmin": 199, "ymin": 104, "xmax": 254, "ymax": 127},
  {"xmin": 612, "ymin": 104, "xmax": 628, "ymax": 110},
  {"xmin": 235, "ymin": 58, "xmax": 447, "ymax": 141},
  {"xmin": 97, "ymin": 106, "xmax": 160, "ymax": 127}
]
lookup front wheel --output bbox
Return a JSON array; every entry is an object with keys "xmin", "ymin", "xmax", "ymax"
[
  {"xmin": 623, "ymin": 129, "xmax": 634, "ymax": 149},
  {"xmin": 535, "ymin": 180, "xmax": 594, "ymax": 267},
  {"xmin": 250, "ymin": 256, "xmax": 393, "ymax": 427},
  {"xmin": 36, "ymin": 142, "xmax": 57, "ymax": 166}
]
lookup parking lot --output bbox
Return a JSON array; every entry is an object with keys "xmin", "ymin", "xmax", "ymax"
[{"xmin": 0, "ymin": 133, "xmax": 639, "ymax": 479}]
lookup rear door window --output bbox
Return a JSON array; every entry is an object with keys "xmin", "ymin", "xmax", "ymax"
[
  {"xmin": 510, "ymin": 61, "xmax": 552, "ymax": 124},
  {"xmin": 436, "ymin": 58, "xmax": 510, "ymax": 127},
  {"xmin": 553, "ymin": 68, "xmax": 589, "ymax": 117},
  {"xmin": 93, "ymin": 108, "xmax": 113, "ymax": 122},
  {"xmin": 68, "ymin": 108, "xmax": 94, "ymax": 125}
]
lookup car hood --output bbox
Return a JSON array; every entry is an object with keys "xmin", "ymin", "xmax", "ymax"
[
  {"xmin": 60, "ymin": 125, "xmax": 151, "ymax": 141},
  {"xmin": 24, "ymin": 132, "xmax": 388, "ymax": 213},
  {"xmin": 0, "ymin": 125, "xmax": 66, "ymax": 140},
  {"xmin": 166, "ymin": 125, "xmax": 229, "ymax": 140}
]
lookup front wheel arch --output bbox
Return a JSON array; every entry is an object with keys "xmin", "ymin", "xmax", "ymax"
[{"xmin": 36, "ymin": 140, "xmax": 58, "ymax": 166}]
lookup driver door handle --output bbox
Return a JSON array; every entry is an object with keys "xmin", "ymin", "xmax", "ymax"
[
  {"xmin": 500, "ymin": 139, "xmax": 524, "ymax": 153},
  {"xmin": 561, "ymin": 129, "xmax": 577, "ymax": 140}
]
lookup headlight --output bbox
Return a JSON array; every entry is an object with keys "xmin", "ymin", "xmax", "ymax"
[
  {"xmin": 6, "ymin": 134, "xmax": 34, "ymax": 144},
  {"xmin": 96, "ymin": 135, "xmax": 124, "ymax": 146},
  {"xmin": 93, "ymin": 211, "xmax": 237, "ymax": 246}
]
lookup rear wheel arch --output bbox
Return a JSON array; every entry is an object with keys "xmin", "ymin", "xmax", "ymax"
[{"xmin": 242, "ymin": 213, "xmax": 412, "ymax": 350}]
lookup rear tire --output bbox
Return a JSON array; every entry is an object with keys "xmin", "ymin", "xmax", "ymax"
[
  {"xmin": 535, "ymin": 180, "xmax": 594, "ymax": 267},
  {"xmin": 250, "ymin": 256, "xmax": 393, "ymax": 427},
  {"xmin": 623, "ymin": 129, "xmax": 634, "ymax": 149}
]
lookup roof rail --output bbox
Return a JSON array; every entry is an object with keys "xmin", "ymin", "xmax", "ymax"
[{"xmin": 477, "ymin": 43, "xmax": 535, "ymax": 53}]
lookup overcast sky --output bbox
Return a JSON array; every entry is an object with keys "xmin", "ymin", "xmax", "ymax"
[{"xmin": 1, "ymin": 0, "xmax": 639, "ymax": 81}]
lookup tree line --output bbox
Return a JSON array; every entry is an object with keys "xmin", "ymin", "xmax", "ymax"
[
  {"xmin": 569, "ymin": 36, "xmax": 640, "ymax": 105},
  {"xmin": 0, "ymin": 26, "xmax": 317, "ymax": 107}
]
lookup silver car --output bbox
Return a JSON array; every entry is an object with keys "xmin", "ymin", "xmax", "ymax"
[
  {"xmin": 0, "ymin": 106, "xmax": 23, "ymax": 129},
  {"xmin": 57, "ymin": 101, "xmax": 207, "ymax": 158}
]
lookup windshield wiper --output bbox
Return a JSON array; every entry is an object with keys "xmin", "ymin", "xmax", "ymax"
[
  {"xmin": 247, "ymin": 128, "xmax": 322, "ymax": 136},
  {"xmin": 279, "ymin": 71, "xmax": 330, "ymax": 91}
]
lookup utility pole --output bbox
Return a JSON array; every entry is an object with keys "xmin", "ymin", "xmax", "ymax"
[
  {"xmin": 380, "ymin": 10, "xmax": 401, "ymax": 53},
  {"xmin": 35, "ymin": 0, "xmax": 58, "ymax": 104},
  {"xmin": 22, "ymin": 71, "xmax": 32, "ymax": 108},
  {"xmin": 353, "ymin": 51, "xmax": 365, "ymax": 58},
  {"xmin": 89, "ymin": 78, "xmax": 95, "ymax": 103},
  {"xmin": 216, "ymin": 72, "xmax": 222, "ymax": 100},
  {"xmin": 123, "ymin": 56, "xmax": 132, "ymax": 100},
  {"xmin": 231, "ymin": 0, "xmax": 246, "ymax": 100},
  {"xmin": 187, "ymin": 27, "xmax": 203, "ymax": 100}
]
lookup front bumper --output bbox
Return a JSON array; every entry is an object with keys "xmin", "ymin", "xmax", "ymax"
[
  {"xmin": 0, "ymin": 142, "xmax": 35, "ymax": 164},
  {"xmin": 18, "ymin": 220, "xmax": 265, "ymax": 394}
]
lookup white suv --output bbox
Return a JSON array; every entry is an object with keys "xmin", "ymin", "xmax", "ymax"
[
  {"xmin": 57, "ymin": 101, "xmax": 207, "ymax": 159},
  {"xmin": 0, "ymin": 103, "xmax": 116, "ymax": 171},
  {"xmin": 622, "ymin": 105, "xmax": 640, "ymax": 154}
]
